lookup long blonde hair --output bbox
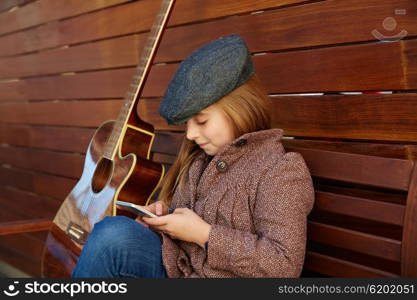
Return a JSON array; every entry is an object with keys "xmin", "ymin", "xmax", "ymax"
[{"xmin": 157, "ymin": 73, "xmax": 272, "ymax": 205}]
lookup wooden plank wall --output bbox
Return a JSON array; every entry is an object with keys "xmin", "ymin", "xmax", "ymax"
[{"xmin": 0, "ymin": 0, "xmax": 416, "ymax": 276}]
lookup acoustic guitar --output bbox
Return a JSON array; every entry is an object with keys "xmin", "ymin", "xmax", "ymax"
[{"xmin": 41, "ymin": 0, "xmax": 177, "ymax": 277}]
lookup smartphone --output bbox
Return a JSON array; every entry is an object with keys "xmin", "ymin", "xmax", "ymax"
[{"xmin": 116, "ymin": 200, "xmax": 157, "ymax": 218}]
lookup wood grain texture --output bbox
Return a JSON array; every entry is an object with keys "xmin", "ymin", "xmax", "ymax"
[
  {"xmin": 305, "ymin": 251, "xmax": 399, "ymax": 277},
  {"xmin": 288, "ymin": 147, "xmax": 414, "ymax": 191},
  {"xmin": 0, "ymin": 124, "xmax": 95, "ymax": 152},
  {"xmin": 0, "ymin": 44, "xmax": 412, "ymax": 101},
  {"xmin": 4, "ymin": 125, "xmax": 416, "ymax": 160},
  {"xmin": 282, "ymin": 139, "xmax": 417, "ymax": 161},
  {"xmin": 5, "ymin": 94, "xmax": 417, "ymax": 142},
  {"xmin": 0, "ymin": 218, "xmax": 52, "ymax": 235},
  {"xmin": 0, "ymin": 145, "xmax": 84, "ymax": 178},
  {"xmin": 0, "ymin": 166, "xmax": 76, "ymax": 200},
  {"xmin": 1, "ymin": 36, "xmax": 416, "ymax": 92},
  {"xmin": 314, "ymin": 191, "xmax": 405, "ymax": 226},
  {"xmin": 0, "ymin": 100, "xmax": 121, "ymax": 126},
  {"xmin": 1, "ymin": 0, "xmax": 415, "ymax": 60},
  {"xmin": 0, "ymin": 187, "xmax": 61, "ymax": 221},
  {"xmin": 308, "ymin": 221, "xmax": 402, "ymax": 262},
  {"xmin": 0, "ymin": 0, "xmax": 311, "ymax": 57},
  {"xmin": 0, "ymin": 0, "xmax": 132, "ymax": 36}
]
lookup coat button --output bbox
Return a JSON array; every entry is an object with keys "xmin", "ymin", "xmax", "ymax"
[
  {"xmin": 235, "ymin": 139, "xmax": 247, "ymax": 147},
  {"xmin": 216, "ymin": 160, "xmax": 228, "ymax": 172}
]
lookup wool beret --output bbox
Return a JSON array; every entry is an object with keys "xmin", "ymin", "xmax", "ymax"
[{"xmin": 159, "ymin": 34, "xmax": 255, "ymax": 125}]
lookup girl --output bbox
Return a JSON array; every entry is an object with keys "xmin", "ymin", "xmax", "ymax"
[{"xmin": 72, "ymin": 34, "xmax": 315, "ymax": 278}]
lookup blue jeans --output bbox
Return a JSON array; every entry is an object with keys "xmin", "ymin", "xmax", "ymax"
[{"xmin": 72, "ymin": 216, "xmax": 168, "ymax": 278}]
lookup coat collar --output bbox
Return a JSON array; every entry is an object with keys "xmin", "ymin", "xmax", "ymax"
[{"xmin": 197, "ymin": 128, "xmax": 284, "ymax": 164}]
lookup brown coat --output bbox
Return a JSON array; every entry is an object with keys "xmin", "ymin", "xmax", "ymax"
[{"xmin": 160, "ymin": 128, "xmax": 315, "ymax": 277}]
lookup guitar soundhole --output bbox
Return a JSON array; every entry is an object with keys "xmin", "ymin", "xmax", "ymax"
[{"xmin": 91, "ymin": 158, "xmax": 114, "ymax": 193}]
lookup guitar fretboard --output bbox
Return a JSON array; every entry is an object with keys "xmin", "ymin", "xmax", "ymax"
[{"xmin": 103, "ymin": 0, "xmax": 175, "ymax": 160}]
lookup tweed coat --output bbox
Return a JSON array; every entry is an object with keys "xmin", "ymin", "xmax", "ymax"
[{"xmin": 160, "ymin": 128, "xmax": 315, "ymax": 278}]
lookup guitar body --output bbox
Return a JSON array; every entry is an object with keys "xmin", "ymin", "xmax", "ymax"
[{"xmin": 42, "ymin": 120, "xmax": 165, "ymax": 277}]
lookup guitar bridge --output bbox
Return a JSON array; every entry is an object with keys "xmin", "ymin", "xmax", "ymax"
[{"xmin": 66, "ymin": 222, "xmax": 89, "ymax": 245}]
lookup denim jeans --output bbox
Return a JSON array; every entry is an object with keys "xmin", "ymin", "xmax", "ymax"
[{"xmin": 72, "ymin": 216, "xmax": 168, "ymax": 278}]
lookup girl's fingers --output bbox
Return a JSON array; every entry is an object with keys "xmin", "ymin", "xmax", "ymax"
[
  {"xmin": 142, "ymin": 214, "xmax": 170, "ymax": 225},
  {"xmin": 134, "ymin": 217, "xmax": 149, "ymax": 228},
  {"xmin": 148, "ymin": 224, "xmax": 166, "ymax": 231}
]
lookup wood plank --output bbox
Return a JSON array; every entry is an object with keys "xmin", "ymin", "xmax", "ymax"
[
  {"xmin": 152, "ymin": 152, "xmax": 177, "ymax": 165},
  {"xmin": 304, "ymin": 251, "xmax": 399, "ymax": 277},
  {"xmin": 0, "ymin": 68, "xmax": 137, "ymax": 102},
  {"xmin": 0, "ymin": 187, "xmax": 61, "ymax": 219},
  {"xmin": 293, "ymin": 147, "xmax": 413, "ymax": 191},
  {"xmin": 0, "ymin": 99, "xmax": 121, "ymax": 126},
  {"xmin": 152, "ymin": 131, "xmax": 182, "ymax": 155},
  {"xmin": 0, "ymin": 166, "xmax": 76, "ymax": 200},
  {"xmin": 314, "ymin": 191, "xmax": 405, "ymax": 226},
  {"xmin": 0, "ymin": 146, "xmax": 84, "ymax": 178},
  {"xmin": 1, "ymin": 32, "xmax": 416, "ymax": 93},
  {"xmin": 2, "ymin": 94, "xmax": 417, "ymax": 142},
  {"xmin": 0, "ymin": 124, "xmax": 95, "ymax": 153},
  {"xmin": 0, "ymin": 218, "xmax": 52, "ymax": 235},
  {"xmin": 307, "ymin": 238, "xmax": 401, "ymax": 275},
  {"xmin": 314, "ymin": 182, "xmax": 407, "ymax": 207},
  {"xmin": 1, "ymin": 35, "xmax": 416, "ymax": 97},
  {"xmin": 309, "ymin": 209, "xmax": 403, "ymax": 241},
  {"xmin": 0, "ymin": 0, "xmax": 310, "ymax": 57},
  {"xmin": 282, "ymin": 139, "xmax": 417, "ymax": 161},
  {"xmin": 0, "ymin": 34, "xmax": 148, "ymax": 79},
  {"xmin": 255, "ymin": 41, "xmax": 414, "ymax": 93},
  {"xmin": 401, "ymin": 163, "xmax": 417, "ymax": 277},
  {"xmin": 0, "ymin": 202, "xmax": 29, "ymax": 222},
  {"xmin": 308, "ymin": 221, "xmax": 402, "ymax": 261},
  {"xmin": 271, "ymin": 94, "xmax": 417, "ymax": 142},
  {"xmin": 2, "ymin": 122, "xmax": 416, "ymax": 160},
  {"xmin": 0, "ymin": 0, "xmax": 132, "ymax": 36},
  {"xmin": 136, "ymin": 93, "xmax": 417, "ymax": 142}
]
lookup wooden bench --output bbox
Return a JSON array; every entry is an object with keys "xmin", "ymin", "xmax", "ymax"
[{"xmin": 1, "ymin": 0, "xmax": 417, "ymax": 277}]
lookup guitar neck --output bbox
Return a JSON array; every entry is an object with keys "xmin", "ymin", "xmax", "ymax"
[{"xmin": 104, "ymin": 0, "xmax": 176, "ymax": 159}]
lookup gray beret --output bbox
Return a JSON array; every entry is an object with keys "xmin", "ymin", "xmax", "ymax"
[{"xmin": 159, "ymin": 34, "xmax": 255, "ymax": 125}]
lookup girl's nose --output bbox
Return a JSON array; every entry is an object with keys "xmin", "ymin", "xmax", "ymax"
[{"xmin": 186, "ymin": 123, "xmax": 199, "ymax": 141}]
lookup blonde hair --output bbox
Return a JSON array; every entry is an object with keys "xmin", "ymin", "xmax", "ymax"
[{"xmin": 157, "ymin": 73, "xmax": 272, "ymax": 205}]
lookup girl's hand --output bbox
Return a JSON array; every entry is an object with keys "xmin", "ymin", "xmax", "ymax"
[
  {"xmin": 142, "ymin": 208, "xmax": 211, "ymax": 248},
  {"xmin": 133, "ymin": 200, "xmax": 169, "ymax": 228}
]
